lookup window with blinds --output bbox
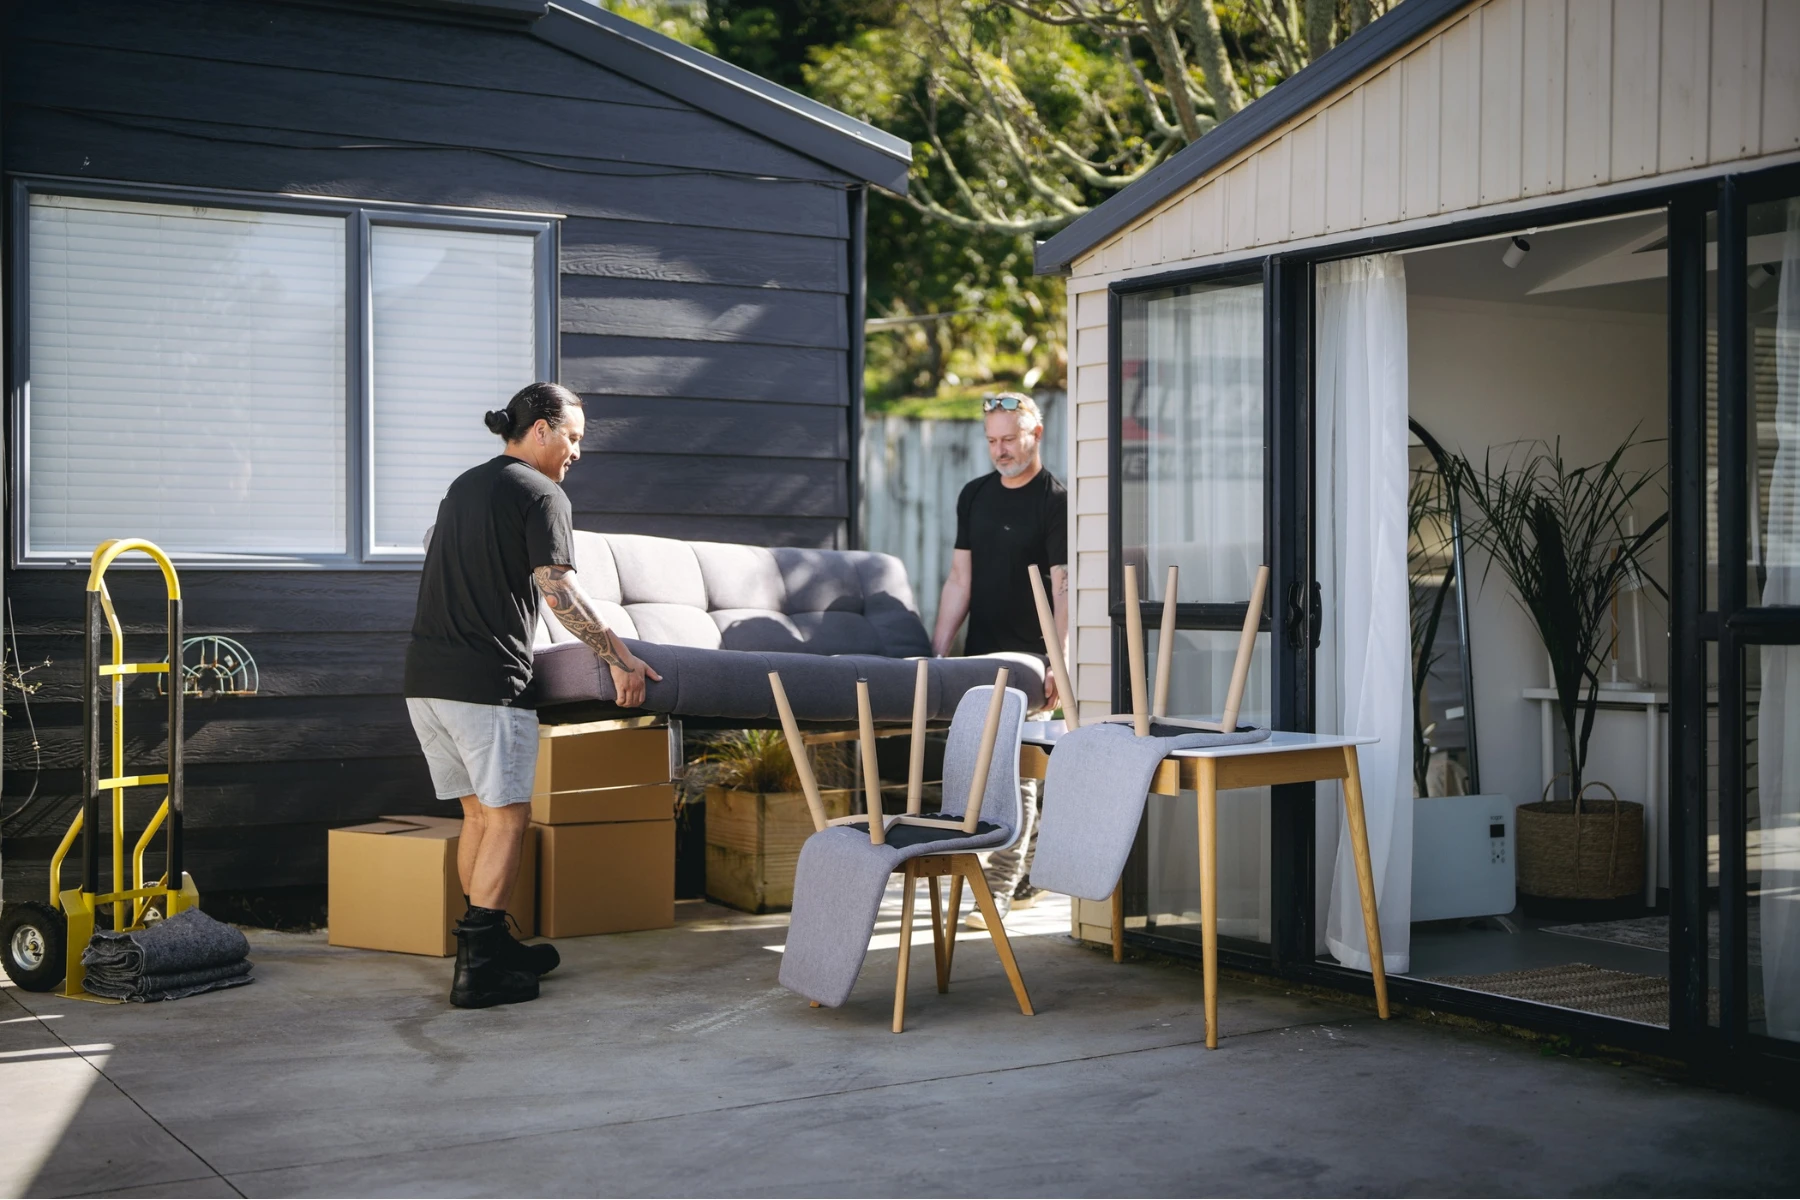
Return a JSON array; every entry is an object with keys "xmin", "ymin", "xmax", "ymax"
[
  {"xmin": 19, "ymin": 190, "xmax": 551, "ymax": 565},
  {"xmin": 370, "ymin": 224, "xmax": 538, "ymax": 554},
  {"xmin": 27, "ymin": 194, "xmax": 348, "ymax": 557}
]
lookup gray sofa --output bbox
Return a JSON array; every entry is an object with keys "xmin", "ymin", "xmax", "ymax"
[{"xmin": 532, "ymin": 532, "xmax": 1046, "ymax": 728}]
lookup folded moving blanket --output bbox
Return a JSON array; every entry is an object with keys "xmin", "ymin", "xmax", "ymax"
[
  {"xmin": 1032, "ymin": 721, "xmax": 1271, "ymax": 902},
  {"xmin": 82, "ymin": 908, "xmax": 254, "ymax": 1002}
]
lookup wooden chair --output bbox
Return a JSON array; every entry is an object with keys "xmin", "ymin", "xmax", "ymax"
[
  {"xmin": 769, "ymin": 661, "xmax": 1034, "ymax": 1032},
  {"xmin": 1027, "ymin": 560, "xmax": 1269, "ymax": 960}
]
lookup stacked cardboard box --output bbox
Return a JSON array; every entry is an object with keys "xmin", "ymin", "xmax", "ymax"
[
  {"xmin": 328, "ymin": 815, "xmax": 537, "ymax": 957},
  {"xmin": 532, "ymin": 723, "xmax": 676, "ymax": 937}
]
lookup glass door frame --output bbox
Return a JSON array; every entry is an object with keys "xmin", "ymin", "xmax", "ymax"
[
  {"xmin": 1698, "ymin": 162, "xmax": 1800, "ymax": 1068},
  {"xmin": 1101, "ymin": 165, "xmax": 1800, "ymax": 1081}
]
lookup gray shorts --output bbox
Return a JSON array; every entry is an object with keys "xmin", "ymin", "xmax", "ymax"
[{"xmin": 406, "ymin": 697, "xmax": 539, "ymax": 808}]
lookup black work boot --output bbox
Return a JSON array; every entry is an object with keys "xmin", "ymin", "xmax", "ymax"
[
  {"xmin": 500, "ymin": 915, "xmax": 560, "ymax": 977},
  {"xmin": 450, "ymin": 907, "xmax": 539, "ymax": 1009}
]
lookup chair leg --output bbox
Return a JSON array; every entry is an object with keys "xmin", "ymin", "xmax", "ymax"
[
  {"xmin": 963, "ymin": 858, "xmax": 1034, "ymax": 1017},
  {"xmin": 1341, "ymin": 745, "xmax": 1391, "ymax": 1019},
  {"xmin": 943, "ymin": 871, "xmax": 964, "ymax": 985},
  {"xmin": 894, "ymin": 864, "xmax": 917, "ymax": 1033},
  {"xmin": 928, "ymin": 874, "xmax": 950, "ymax": 993}
]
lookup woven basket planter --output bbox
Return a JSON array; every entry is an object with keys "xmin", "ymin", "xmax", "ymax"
[{"xmin": 1516, "ymin": 781, "xmax": 1644, "ymax": 902}]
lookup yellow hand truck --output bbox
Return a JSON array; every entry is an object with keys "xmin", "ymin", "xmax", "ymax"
[{"xmin": 0, "ymin": 539, "xmax": 198, "ymax": 996}]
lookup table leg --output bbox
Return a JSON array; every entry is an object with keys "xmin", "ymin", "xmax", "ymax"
[
  {"xmin": 1111, "ymin": 882, "xmax": 1124, "ymax": 963},
  {"xmin": 1196, "ymin": 758, "xmax": 1219, "ymax": 1049},
  {"xmin": 1341, "ymin": 745, "xmax": 1390, "ymax": 1019}
]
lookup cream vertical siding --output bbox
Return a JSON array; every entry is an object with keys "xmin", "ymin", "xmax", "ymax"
[
  {"xmin": 1058, "ymin": 0, "xmax": 1800, "ymax": 828},
  {"xmin": 1070, "ymin": 0, "xmax": 1800, "ymax": 289}
]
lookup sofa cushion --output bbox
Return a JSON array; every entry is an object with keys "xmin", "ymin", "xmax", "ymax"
[
  {"xmin": 569, "ymin": 531, "xmax": 622, "ymax": 603},
  {"xmin": 692, "ymin": 542, "xmax": 786, "ymax": 612},
  {"xmin": 533, "ymin": 594, "xmax": 637, "ymax": 649},
  {"xmin": 772, "ymin": 548, "xmax": 863, "ymax": 613},
  {"xmin": 608, "ymin": 534, "xmax": 707, "ymax": 609},
  {"xmin": 623, "ymin": 603, "xmax": 721, "ymax": 649},
  {"xmin": 850, "ymin": 551, "xmax": 933, "ymax": 658}
]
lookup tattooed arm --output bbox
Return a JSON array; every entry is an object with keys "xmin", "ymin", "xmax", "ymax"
[{"xmin": 534, "ymin": 564, "xmax": 662, "ymax": 708}]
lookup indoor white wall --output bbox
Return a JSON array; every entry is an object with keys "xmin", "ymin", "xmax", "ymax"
[{"xmin": 1406, "ymin": 294, "xmax": 1669, "ymax": 820}]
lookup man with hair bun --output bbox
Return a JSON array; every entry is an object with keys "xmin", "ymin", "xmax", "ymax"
[
  {"xmin": 405, "ymin": 381, "xmax": 660, "ymax": 1008},
  {"xmin": 932, "ymin": 391, "xmax": 1068, "ymax": 929}
]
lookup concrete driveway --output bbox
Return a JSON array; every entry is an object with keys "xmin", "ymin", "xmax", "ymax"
[{"xmin": 2, "ymin": 892, "xmax": 1796, "ymax": 1198}]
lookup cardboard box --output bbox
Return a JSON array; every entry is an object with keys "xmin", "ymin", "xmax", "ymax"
[
  {"xmin": 537, "ymin": 819, "xmax": 674, "ymax": 938},
  {"xmin": 531, "ymin": 782, "xmax": 674, "ymax": 826},
  {"xmin": 328, "ymin": 815, "xmax": 537, "ymax": 956},
  {"xmin": 534, "ymin": 724, "xmax": 671, "ymax": 795}
]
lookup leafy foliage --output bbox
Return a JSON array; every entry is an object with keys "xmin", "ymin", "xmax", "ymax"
[{"xmin": 603, "ymin": 1, "xmax": 1401, "ymax": 399}]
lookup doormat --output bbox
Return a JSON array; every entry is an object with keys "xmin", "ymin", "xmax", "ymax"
[
  {"xmin": 1429, "ymin": 963, "xmax": 1764, "ymax": 1027},
  {"xmin": 1541, "ymin": 910, "xmax": 1762, "ymax": 967}
]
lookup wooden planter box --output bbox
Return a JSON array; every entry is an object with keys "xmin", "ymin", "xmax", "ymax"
[{"xmin": 706, "ymin": 785, "xmax": 907, "ymax": 913}]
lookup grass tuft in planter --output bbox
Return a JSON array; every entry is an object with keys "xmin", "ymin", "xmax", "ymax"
[{"xmin": 699, "ymin": 731, "xmax": 901, "ymax": 913}]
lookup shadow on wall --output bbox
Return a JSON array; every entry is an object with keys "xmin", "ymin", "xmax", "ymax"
[{"xmin": 861, "ymin": 392, "xmax": 1067, "ymax": 637}]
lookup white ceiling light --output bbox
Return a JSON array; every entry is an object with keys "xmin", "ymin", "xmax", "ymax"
[{"xmin": 1501, "ymin": 236, "xmax": 1531, "ymax": 268}]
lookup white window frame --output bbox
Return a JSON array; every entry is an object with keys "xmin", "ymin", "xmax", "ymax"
[{"xmin": 7, "ymin": 177, "xmax": 559, "ymax": 569}]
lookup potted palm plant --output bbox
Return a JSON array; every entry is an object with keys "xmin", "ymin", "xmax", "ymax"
[{"xmin": 1450, "ymin": 434, "xmax": 1667, "ymax": 912}]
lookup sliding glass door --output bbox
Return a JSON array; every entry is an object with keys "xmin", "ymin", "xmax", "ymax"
[
  {"xmin": 1114, "ymin": 271, "xmax": 1274, "ymax": 950},
  {"xmin": 1709, "ymin": 170, "xmax": 1800, "ymax": 1051}
]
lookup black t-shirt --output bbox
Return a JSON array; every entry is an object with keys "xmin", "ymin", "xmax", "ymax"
[
  {"xmin": 404, "ymin": 455, "xmax": 574, "ymax": 707},
  {"xmin": 954, "ymin": 469, "xmax": 1069, "ymax": 656}
]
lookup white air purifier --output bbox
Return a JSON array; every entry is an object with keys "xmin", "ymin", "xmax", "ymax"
[{"xmin": 1411, "ymin": 795, "xmax": 1516, "ymax": 921}]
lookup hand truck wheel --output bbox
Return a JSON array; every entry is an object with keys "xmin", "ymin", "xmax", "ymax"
[{"xmin": 1, "ymin": 901, "xmax": 68, "ymax": 993}]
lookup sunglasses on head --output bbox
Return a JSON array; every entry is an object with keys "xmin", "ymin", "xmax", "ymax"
[{"xmin": 982, "ymin": 394, "xmax": 1029, "ymax": 412}]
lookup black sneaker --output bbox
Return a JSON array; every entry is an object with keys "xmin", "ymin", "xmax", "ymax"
[
  {"xmin": 1012, "ymin": 877, "xmax": 1042, "ymax": 906},
  {"xmin": 500, "ymin": 913, "xmax": 560, "ymax": 977},
  {"xmin": 450, "ymin": 907, "xmax": 539, "ymax": 1009}
]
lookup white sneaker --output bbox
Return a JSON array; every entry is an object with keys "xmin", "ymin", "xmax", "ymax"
[{"xmin": 964, "ymin": 893, "xmax": 1011, "ymax": 930}]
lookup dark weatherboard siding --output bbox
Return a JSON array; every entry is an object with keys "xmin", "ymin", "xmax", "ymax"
[{"xmin": 0, "ymin": 0, "xmax": 866, "ymax": 899}]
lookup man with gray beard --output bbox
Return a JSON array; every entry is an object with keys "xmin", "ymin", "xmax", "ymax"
[{"xmin": 932, "ymin": 392, "xmax": 1068, "ymax": 927}]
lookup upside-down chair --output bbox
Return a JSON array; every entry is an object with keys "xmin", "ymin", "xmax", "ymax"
[{"xmin": 770, "ymin": 660, "xmax": 1032, "ymax": 1032}]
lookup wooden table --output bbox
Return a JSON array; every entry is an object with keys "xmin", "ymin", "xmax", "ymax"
[{"xmin": 1019, "ymin": 723, "xmax": 1388, "ymax": 1049}]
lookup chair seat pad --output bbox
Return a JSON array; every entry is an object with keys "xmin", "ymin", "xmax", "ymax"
[{"xmin": 778, "ymin": 820, "xmax": 1008, "ymax": 1008}]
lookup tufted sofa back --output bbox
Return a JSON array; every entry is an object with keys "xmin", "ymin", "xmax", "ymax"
[{"xmin": 535, "ymin": 532, "xmax": 935, "ymax": 659}]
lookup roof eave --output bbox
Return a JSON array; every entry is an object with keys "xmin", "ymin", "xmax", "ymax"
[
  {"xmin": 538, "ymin": 2, "xmax": 911, "ymax": 194},
  {"xmin": 1034, "ymin": 0, "xmax": 1478, "ymax": 275}
]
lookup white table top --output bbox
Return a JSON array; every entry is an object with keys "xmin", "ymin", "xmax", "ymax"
[{"xmin": 1022, "ymin": 721, "xmax": 1375, "ymax": 758}]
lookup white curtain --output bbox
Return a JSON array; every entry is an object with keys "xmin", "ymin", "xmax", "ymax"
[
  {"xmin": 1142, "ymin": 284, "xmax": 1264, "ymax": 603},
  {"xmin": 1760, "ymin": 199, "xmax": 1800, "ymax": 1040},
  {"xmin": 1315, "ymin": 254, "xmax": 1414, "ymax": 974}
]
